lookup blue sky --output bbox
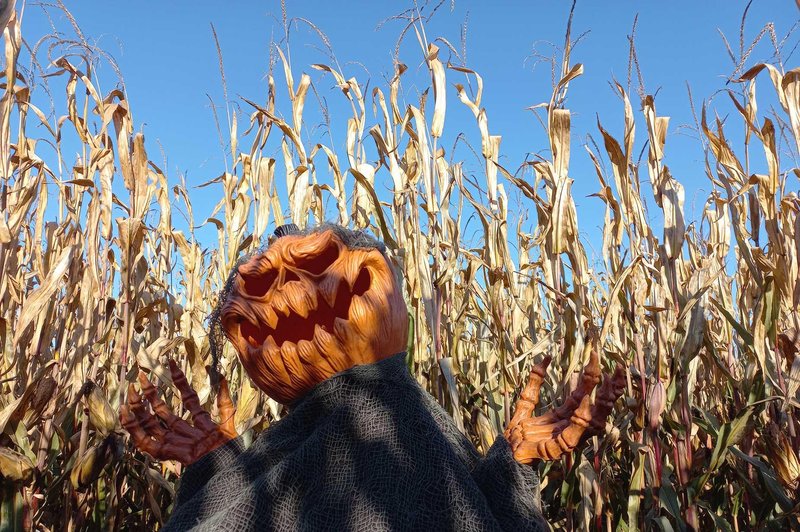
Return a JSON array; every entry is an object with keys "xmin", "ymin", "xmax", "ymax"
[{"xmin": 20, "ymin": 1, "xmax": 799, "ymax": 261}]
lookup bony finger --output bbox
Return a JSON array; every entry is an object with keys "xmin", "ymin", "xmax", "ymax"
[
  {"xmin": 127, "ymin": 383, "xmax": 144, "ymax": 410},
  {"xmin": 170, "ymin": 360, "xmax": 216, "ymax": 431},
  {"xmin": 137, "ymin": 371, "xmax": 154, "ymax": 396},
  {"xmin": 555, "ymin": 394, "xmax": 593, "ymax": 455},
  {"xmin": 168, "ymin": 358, "xmax": 182, "ymax": 379},
  {"xmin": 543, "ymin": 438, "xmax": 563, "ymax": 461},
  {"xmin": 120, "ymin": 405, "xmax": 135, "ymax": 429},
  {"xmin": 135, "ymin": 435, "xmax": 167, "ymax": 461},
  {"xmin": 168, "ymin": 359, "xmax": 197, "ymax": 408},
  {"xmin": 521, "ymin": 418, "xmax": 569, "ymax": 440},
  {"xmin": 141, "ymin": 381, "xmax": 203, "ymax": 439},
  {"xmin": 138, "ymin": 372, "xmax": 181, "ymax": 424},
  {"xmin": 521, "ymin": 355, "xmax": 552, "ymax": 402},
  {"xmin": 513, "ymin": 394, "xmax": 591, "ymax": 463},
  {"xmin": 578, "ymin": 349, "xmax": 601, "ymax": 394},
  {"xmin": 547, "ymin": 397, "xmax": 581, "ymax": 424},
  {"xmin": 147, "ymin": 397, "xmax": 203, "ymax": 438},
  {"xmin": 584, "ymin": 365, "xmax": 626, "ymax": 438},
  {"xmin": 605, "ymin": 366, "xmax": 626, "ymax": 403},
  {"xmin": 512, "ymin": 438, "xmax": 555, "ymax": 464},
  {"xmin": 121, "ymin": 406, "xmax": 164, "ymax": 459},
  {"xmin": 510, "ymin": 441, "xmax": 538, "ymax": 465},
  {"xmin": 138, "ymin": 372, "xmax": 173, "ymax": 419},
  {"xmin": 122, "ymin": 403, "xmax": 151, "ymax": 440},
  {"xmin": 130, "ymin": 399, "xmax": 167, "ymax": 440},
  {"xmin": 125, "ymin": 385, "xmax": 163, "ymax": 435},
  {"xmin": 508, "ymin": 355, "xmax": 552, "ymax": 429},
  {"xmin": 587, "ymin": 348, "xmax": 600, "ymax": 373},
  {"xmin": 597, "ymin": 367, "xmax": 625, "ymax": 410},
  {"xmin": 141, "ymin": 415, "xmax": 168, "ymax": 439},
  {"xmin": 170, "ymin": 360, "xmax": 196, "ymax": 400},
  {"xmin": 549, "ymin": 355, "xmax": 602, "ymax": 423}
]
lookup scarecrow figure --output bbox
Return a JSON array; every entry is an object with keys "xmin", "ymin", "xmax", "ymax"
[{"xmin": 121, "ymin": 224, "xmax": 625, "ymax": 531}]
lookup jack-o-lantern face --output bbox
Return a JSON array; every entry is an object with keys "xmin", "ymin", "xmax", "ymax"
[{"xmin": 220, "ymin": 228, "xmax": 408, "ymax": 404}]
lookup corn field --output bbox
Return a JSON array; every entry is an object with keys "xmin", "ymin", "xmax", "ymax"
[{"xmin": 1, "ymin": 2, "xmax": 800, "ymax": 530}]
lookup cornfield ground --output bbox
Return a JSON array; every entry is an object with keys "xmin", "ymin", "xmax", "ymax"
[{"xmin": 1, "ymin": 1, "xmax": 800, "ymax": 530}]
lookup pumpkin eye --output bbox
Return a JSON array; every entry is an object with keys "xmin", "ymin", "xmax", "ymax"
[
  {"xmin": 241, "ymin": 269, "xmax": 277, "ymax": 297},
  {"xmin": 296, "ymin": 241, "xmax": 339, "ymax": 275},
  {"xmin": 353, "ymin": 268, "xmax": 371, "ymax": 296}
]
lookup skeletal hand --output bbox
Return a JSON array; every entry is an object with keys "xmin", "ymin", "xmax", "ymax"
[
  {"xmin": 504, "ymin": 350, "xmax": 625, "ymax": 464},
  {"xmin": 120, "ymin": 360, "xmax": 237, "ymax": 466}
]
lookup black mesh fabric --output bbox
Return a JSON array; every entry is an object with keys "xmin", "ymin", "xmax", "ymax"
[{"xmin": 164, "ymin": 353, "xmax": 547, "ymax": 531}]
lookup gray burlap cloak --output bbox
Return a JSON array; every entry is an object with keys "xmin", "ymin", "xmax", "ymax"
[{"xmin": 163, "ymin": 353, "xmax": 547, "ymax": 531}]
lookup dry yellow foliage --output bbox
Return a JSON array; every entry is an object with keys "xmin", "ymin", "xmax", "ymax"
[{"xmin": 1, "ymin": 4, "xmax": 799, "ymax": 531}]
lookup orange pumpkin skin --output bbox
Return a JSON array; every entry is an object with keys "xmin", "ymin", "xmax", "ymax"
[{"xmin": 220, "ymin": 228, "xmax": 408, "ymax": 404}]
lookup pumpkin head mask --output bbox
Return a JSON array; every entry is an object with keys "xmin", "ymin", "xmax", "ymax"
[{"xmin": 219, "ymin": 225, "xmax": 408, "ymax": 404}]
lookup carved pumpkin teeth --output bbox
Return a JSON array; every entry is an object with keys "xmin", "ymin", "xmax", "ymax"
[
  {"xmin": 296, "ymin": 339, "xmax": 316, "ymax": 363},
  {"xmin": 240, "ymin": 307, "xmax": 261, "ymax": 332},
  {"xmin": 291, "ymin": 301, "xmax": 310, "ymax": 319},
  {"xmin": 256, "ymin": 343, "xmax": 277, "ymax": 385},
  {"xmin": 261, "ymin": 337, "xmax": 291, "ymax": 387},
  {"xmin": 272, "ymin": 291, "xmax": 291, "ymax": 318},
  {"xmin": 302, "ymin": 287, "xmax": 317, "ymax": 314},
  {"xmin": 284, "ymin": 284, "xmax": 310, "ymax": 319},
  {"xmin": 298, "ymin": 338, "xmax": 336, "ymax": 382},
  {"xmin": 280, "ymin": 341, "xmax": 307, "ymax": 387},
  {"xmin": 262, "ymin": 305, "xmax": 279, "ymax": 329},
  {"xmin": 333, "ymin": 317, "xmax": 354, "ymax": 345},
  {"xmin": 264, "ymin": 335, "xmax": 280, "ymax": 357},
  {"xmin": 313, "ymin": 324, "xmax": 334, "ymax": 352},
  {"xmin": 313, "ymin": 324, "xmax": 337, "ymax": 353},
  {"xmin": 238, "ymin": 310, "xmax": 267, "ymax": 348},
  {"xmin": 318, "ymin": 276, "xmax": 339, "ymax": 309},
  {"xmin": 252, "ymin": 302, "xmax": 278, "ymax": 331}
]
